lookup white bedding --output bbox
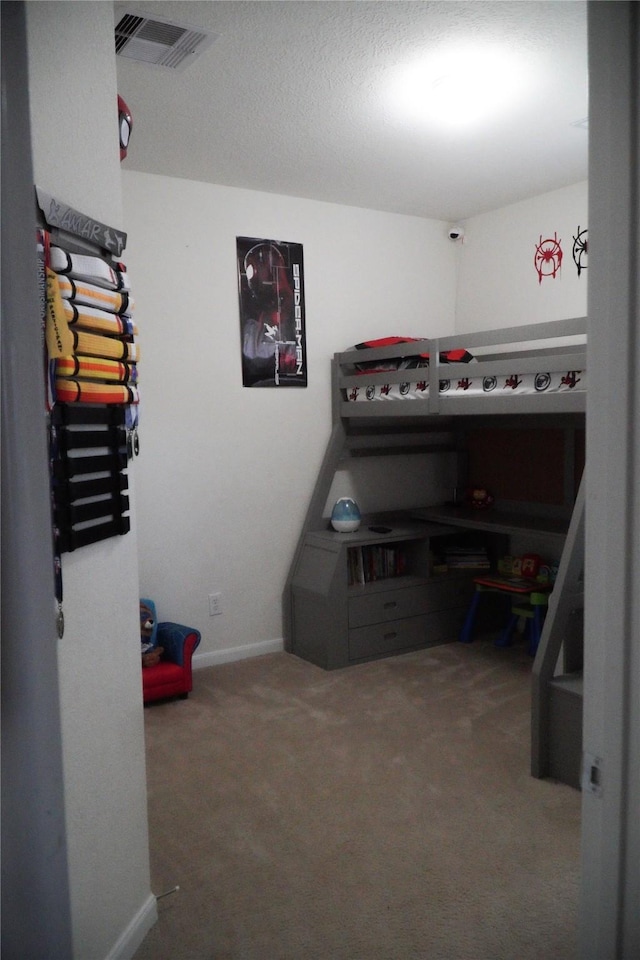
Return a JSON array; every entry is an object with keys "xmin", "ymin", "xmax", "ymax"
[{"xmin": 345, "ymin": 369, "xmax": 586, "ymax": 402}]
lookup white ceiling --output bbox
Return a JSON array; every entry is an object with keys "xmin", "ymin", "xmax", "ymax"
[{"xmin": 114, "ymin": 0, "xmax": 588, "ymax": 223}]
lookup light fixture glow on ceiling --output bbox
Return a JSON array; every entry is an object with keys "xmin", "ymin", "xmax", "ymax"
[{"xmin": 390, "ymin": 46, "xmax": 528, "ymax": 128}]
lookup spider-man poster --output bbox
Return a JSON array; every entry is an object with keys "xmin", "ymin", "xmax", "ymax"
[{"xmin": 236, "ymin": 236, "xmax": 307, "ymax": 387}]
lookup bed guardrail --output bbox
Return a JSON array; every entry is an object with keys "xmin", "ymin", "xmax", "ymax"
[{"xmin": 334, "ymin": 316, "xmax": 587, "ymax": 419}]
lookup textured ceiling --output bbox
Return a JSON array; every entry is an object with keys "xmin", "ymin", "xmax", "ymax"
[{"xmin": 115, "ymin": 0, "xmax": 588, "ymax": 222}]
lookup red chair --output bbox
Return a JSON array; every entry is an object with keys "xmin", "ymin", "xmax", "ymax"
[{"xmin": 142, "ymin": 618, "xmax": 201, "ymax": 704}]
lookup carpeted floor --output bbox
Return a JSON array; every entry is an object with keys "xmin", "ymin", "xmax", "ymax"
[{"xmin": 134, "ymin": 639, "xmax": 581, "ymax": 960}]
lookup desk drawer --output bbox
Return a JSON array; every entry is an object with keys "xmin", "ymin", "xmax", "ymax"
[
  {"xmin": 348, "ymin": 579, "xmax": 466, "ymax": 629},
  {"xmin": 348, "ymin": 607, "xmax": 465, "ymax": 662},
  {"xmin": 348, "ymin": 615, "xmax": 427, "ymax": 661}
]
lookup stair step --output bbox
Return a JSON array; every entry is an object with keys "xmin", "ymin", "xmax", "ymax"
[
  {"xmin": 549, "ymin": 672, "xmax": 583, "ymax": 698},
  {"xmin": 548, "ymin": 672, "xmax": 583, "ymax": 790}
]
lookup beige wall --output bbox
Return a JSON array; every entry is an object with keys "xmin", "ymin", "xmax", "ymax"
[
  {"xmin": 121, "ymin": 171, "xmax": 458, "ymax": 666},
  {"xmin": 455, "ymin": 180, "xmax": 588, "ymax": 333},
  {"xmin": 25, "ymin": 3, "xmax": 154, "ymax": 957}
]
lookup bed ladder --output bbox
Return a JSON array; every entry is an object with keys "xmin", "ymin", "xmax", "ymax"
[{"xmin": 531, "ymin": 472, "xmax": 585, "ymax": 789}]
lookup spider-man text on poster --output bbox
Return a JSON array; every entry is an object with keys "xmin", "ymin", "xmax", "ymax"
[{"xmin": 236, "ymin": 236, "xmax": 307, "ymax": 387}]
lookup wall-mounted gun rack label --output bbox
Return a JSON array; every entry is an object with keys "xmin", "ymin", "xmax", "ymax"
[{"xmin": 37, "ymin": 188, "xmax": 140, "ymax": 562}]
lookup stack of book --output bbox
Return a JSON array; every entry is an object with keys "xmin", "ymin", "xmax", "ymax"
[
  {"xmin": 347, "ymin": 545, "xmax": 407, "ymax": 586},
  {"xmin": 443, "ymin": 544, "xmax": 490, "ymax": 570}
]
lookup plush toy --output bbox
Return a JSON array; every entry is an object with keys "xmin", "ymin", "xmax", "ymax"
[
  {"xmin": 468, "ymin": 487, "xmax": 494, "ymax": 509},
  {"xmin": 140, "ymin": 598, "xmax": 163, "ymax": 667}
]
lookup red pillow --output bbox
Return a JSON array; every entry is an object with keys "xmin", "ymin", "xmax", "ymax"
[{"xmin": 353, "ymin": 337, "xmax": 473, "ymax": 373}]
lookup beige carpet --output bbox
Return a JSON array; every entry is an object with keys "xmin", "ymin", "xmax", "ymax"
[{"xmin": 134, "ymin": 639, "xmax": 581, "ymax": 960}]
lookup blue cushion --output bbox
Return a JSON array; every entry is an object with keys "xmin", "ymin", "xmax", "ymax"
[{"xmin": 157, "ymin": 622, "xmax": 201, "ymax": 666}]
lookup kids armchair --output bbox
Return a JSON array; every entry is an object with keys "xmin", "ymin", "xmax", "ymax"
[{"xmin": 140, "ymin": 599, "xmax": 201, "ymax": 704}]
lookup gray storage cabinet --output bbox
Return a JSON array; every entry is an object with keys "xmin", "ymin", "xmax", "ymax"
[{"xmin": 291, "ymin": 518, "xmax": 473, "ymax": 669}]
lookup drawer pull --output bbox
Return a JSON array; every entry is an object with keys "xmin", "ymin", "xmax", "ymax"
[
  {"xmin": 384, "ymin": 631, "xmax": 398, "ymax": 641},
  {"xmin": 383, "ymin": 601, "xmax": 398, "ymax": 609}
]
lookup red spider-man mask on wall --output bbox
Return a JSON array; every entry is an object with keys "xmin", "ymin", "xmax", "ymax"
[{"xmin": 118, "ymin": 95, "xmax": 132, "ymax": 161}]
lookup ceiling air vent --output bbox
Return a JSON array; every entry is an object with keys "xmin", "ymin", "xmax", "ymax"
[{"xmin": 115, "ymin": 11, "xmax": 215, "ymax": 71}]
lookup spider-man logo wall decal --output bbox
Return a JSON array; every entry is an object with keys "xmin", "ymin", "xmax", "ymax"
[
  {"xmin": 534, "ymin": 232, "xmax": 563, "ymax": 284},
  {"xmin": 572, "ymin": 226, "xmax": 588, "ymax": 276}
]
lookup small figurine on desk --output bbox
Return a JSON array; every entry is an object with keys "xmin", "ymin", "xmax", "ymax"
[{"xmin": 468, "ymin": 487, "xmax": 494, "ymax": 510}]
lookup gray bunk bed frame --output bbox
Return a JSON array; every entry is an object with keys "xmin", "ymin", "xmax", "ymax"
[{"xmin": 284, "ymin": 316, "xmax": 587, "ymax": 787}]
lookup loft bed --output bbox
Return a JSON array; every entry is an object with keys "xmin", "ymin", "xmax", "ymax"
[
  {"xmin": 284, "ymin": 315, "xmax": 587, "ymax": 786},
  {"xmin": 319, "ymin": 316, "xmax": 587, "ymax": 526},
  {"xmin": 285, "ymin": 315, "xmax": 587, "ymax": 606},
  {"xmin": 335, "ymin": 316, "xmax": 586, "ymax": 419}
]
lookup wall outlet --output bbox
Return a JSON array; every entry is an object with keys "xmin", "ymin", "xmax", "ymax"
[{"xmin": 208, "ymin": 592, "xmax": 222, "ymax": 616}]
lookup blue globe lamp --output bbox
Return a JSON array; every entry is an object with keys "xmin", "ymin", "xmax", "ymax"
[{"xmin": 331, "ymin": 497, "xmax": 361, "ymax": 533}]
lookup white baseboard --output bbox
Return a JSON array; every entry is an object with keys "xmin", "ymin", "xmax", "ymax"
[
  {"xmin": 105, "ymin": 892, "xmax": 157, "ymax": 960},
  {"xmin": 193, "ymin": 637, "xmax": 284, "ymax": 669}
]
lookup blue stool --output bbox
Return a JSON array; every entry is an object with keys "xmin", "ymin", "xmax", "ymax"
[
  {"xmin": 495, "ymin": 590, "xmax": 549, "ymax": 657},
  {"xmin": 460, "ymin": 577, "xmax": 550, "ymax": 656}
]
